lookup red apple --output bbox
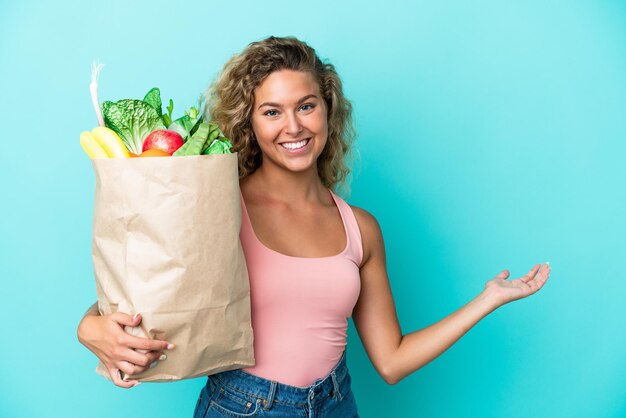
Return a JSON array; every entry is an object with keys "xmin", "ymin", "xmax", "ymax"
[{"xmin": 142, "ymin": 130, "xmax": 184, "ymax": 155}]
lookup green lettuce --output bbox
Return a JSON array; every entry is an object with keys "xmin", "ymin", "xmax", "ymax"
[
  {"xmin": 169, "ymin": 115, "xmax": 201, "ymax": 141},
  {"xmin": 143, "ymin": 88, "xmax": 163, "ymax": 116},
  {"xmin": 102, "ymin": 99, "xmax": 165, "ymax": 154},
  {"xmin": 202, "ymin": 138, "xmax": 232, "ymax": 154},
  {"xmin": 201, "ymin": 125, "xmax": 232, "ymax": 155}
]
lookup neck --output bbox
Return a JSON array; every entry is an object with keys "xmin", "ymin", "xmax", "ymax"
[{"xmin": 248, "ymin": 163, "xmax": 328, "ymax": 204}]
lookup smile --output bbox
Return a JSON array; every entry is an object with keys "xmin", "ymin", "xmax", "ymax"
[{"xmin": 280, "ymin": 138, "xmax": 310, "ymax": 150}]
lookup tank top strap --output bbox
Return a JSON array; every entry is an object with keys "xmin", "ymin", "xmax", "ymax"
[
  {"xmin": 329, "ymin": 190, "xmax": 364, "ymax": 267},
  {"xmin": 239, "ymin": 188, "xmax": 256, "ymax": 247}
]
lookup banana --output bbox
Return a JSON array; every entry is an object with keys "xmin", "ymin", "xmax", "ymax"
[
  {"xmin": 91, "ymin": 126, "xmax": 130, "ymax": 158},
  {"xmin": 80, "ymin": 131, "xmax": 109, "ymax": 159}
]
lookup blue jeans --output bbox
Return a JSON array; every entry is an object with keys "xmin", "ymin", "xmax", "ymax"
[{"xmin": 193, "ymin": 350, "xmax": 359, "ymax": 417}]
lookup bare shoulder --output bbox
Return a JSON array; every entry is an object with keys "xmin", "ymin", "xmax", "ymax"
[
  {"xmin": 350, "ymin": 205, "xmax": 380, "ymax": 232},
  {"xmin": 349, "ymin": 205, "xmax": 384, "ymax": 267}
]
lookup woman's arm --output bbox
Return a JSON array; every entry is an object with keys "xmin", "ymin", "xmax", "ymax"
[
  {"xmin": 77, "ymin": 303, "xmax": 174, "ymax": 388},
  {"xmin": 350, "ymin": 207, "xmax": 550, "ymax": 385},
  {"xmin": 84, "ymin": 301, "xmax": 99, "ymax": 316}
]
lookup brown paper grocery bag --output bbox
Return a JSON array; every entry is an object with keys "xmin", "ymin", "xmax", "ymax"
[{"xmin": 90, "ymin": 153, "xmax": 255, "ymax": 382}]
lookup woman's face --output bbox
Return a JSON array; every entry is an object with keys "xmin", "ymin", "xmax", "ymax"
[{"xmin": 251, "ymin": 69, "xmax": 328, "ymax": 175}]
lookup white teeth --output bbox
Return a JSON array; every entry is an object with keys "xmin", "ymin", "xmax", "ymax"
[{"xmin": 280, "ymin": 139, "xmax": 309, "ymax": 150}]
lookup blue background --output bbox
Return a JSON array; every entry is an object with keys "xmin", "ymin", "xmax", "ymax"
[{"xmin": 1, "ymin": 1, "xmax": 625, "ymax": 417}]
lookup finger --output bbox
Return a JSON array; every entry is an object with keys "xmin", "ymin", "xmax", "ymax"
[
  {"xmin": 532, "ymin": 263, "xmax": 550, "ymax": 280},
  {"xmin": 496, "ymin": 269, "xmax": 510, "ymax": 280},
  {"xmin": 108, "ymin": 366, "xmax": 139, "ymax": 389},
  {"xmin": 537, "ymin": 263, "xmax": 551, "ymax": 283},
  {"xmin": 529, "ymin": 263, "xmax": 551, "ymax": 290},
  {"xmin": 111, "ymin": 312, "xmax": 142, "ymax": 328},
  {"xmin": 119, "ymin": 359, "xmax": 156, "ymax": 378},
  {"xmin": 521, "ymin": 264, "xmax": 541, "ymax": 283},
  {"xmin": 124, "ymin": 351, "xmax": 164, "ymax": 375},
  {"xmin": 144, "ymin": 350, "xmax": 166, "ymax": 368},
  {"xmin": 116, "ymin": 347, "xmax": 156, "ymax": 367},
  {"xmin": 136, "ymin": 349, "xmax": 165, "ymax": 361},
  {"xmin": 122, "ymin": 333, "xmax": 174, "ymax": 352},
  {"xmin": 150, "ymin": 350, "xmax": 166, "ymax": 363},
  {"xmin": 118, "ymin": 360, "xmax": 142, "ymax": 377}
]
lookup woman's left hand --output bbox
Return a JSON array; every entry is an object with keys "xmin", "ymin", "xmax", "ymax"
[{"xmin": 483, "ymin": 263, "xmax": 551, "ymax": 308}]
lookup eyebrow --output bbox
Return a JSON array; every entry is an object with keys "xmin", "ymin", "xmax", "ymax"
[{"xmin": 257, "ymin": 94, "xmax": 319, "ymax": 110}]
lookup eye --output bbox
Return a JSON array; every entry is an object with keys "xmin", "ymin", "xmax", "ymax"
[
  {"xmin": 263, "ymin": 109, "xmax": 279, "ymax": 117},
  {"xmin": 299, "ymin": 103, "xmax": 315, "ymax": 111}
]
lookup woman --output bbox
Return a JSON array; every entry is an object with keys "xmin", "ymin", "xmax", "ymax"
[{"xmin": 77, "ymin": 36, "xmax": 551, "ymax": 417}]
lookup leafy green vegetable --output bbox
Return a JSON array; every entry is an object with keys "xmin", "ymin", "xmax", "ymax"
[
  {"xmin": 163, "ymin": 99, "xmax": 174, "ymax": 127},
  {"xmin": 185, "ymin": 107, "xmax": 199, "ymax": 119},
  {"xmin": 171, "ymin": 121, "xmax": 232, "ymax": 156},
  {"xmin": 168, "ymin": 115, "xmax": 201, "ymax": 141},
  {"xmin": 143, "ymin": 88, "xmax": 163, "ymax": 116},
  {"xmin": 102, "ymin": 99, "xmax": 165, "ymax": 154},
  {"xmin": 171, "ymin": 138, "xmax": 192, "ymax": 156},
  {"xmin": 202, "ymin": 136, "xmax": 232, "ymax": 155},
  {"xmin": 202, "ymin": 138, "xmax": 232, "ymax": 155},
  {"xmin": 100, "ymin": 86, "xmax": 227, "ymax": 156},
  {"xmin": 200, "ymin": 125, "xmax": 232, "ymax": 155},
  {"xmin": 200, "ymin": 125, "xmax": 221, "ymax": 154},
  {"xmin": 180, "ymin": 122, "xmax": 211, "ymax": 156}
]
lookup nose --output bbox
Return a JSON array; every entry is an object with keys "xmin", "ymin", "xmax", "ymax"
[{"xmin": 284, "ymin": 111, "xmax": 303, "ymax": 136}]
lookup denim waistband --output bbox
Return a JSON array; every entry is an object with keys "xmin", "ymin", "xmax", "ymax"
[{"xmin": 208, "ymin": 350, "xmax": 349, "ymax": 409}]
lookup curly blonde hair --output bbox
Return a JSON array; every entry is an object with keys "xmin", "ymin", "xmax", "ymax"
[{"xmin": 203, "ymin": 36, "xmax": 357, "ymax": 193}]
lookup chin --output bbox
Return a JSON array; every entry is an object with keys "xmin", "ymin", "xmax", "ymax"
[
  {"xmin": 274, "ymin": 155, "xmax": 318, "ymax": 172},
  {"xmin": 283, "ymin": 163, "xmax": 318, "ymax": 174}
]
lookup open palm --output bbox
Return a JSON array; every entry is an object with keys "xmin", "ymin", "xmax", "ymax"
[{"xmin": 484, "ymin": 263, "xmax": 551, "ymax": 306}]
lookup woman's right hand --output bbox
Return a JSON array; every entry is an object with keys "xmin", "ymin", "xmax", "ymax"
[{"xmin": 77, "ymin": 312, "xmax": 173, "ymax": 388}]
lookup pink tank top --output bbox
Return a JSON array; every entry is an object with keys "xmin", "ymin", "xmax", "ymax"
[{"xmin": 239, "ymin": 189, "xmax": 363, "ymax": 387}]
